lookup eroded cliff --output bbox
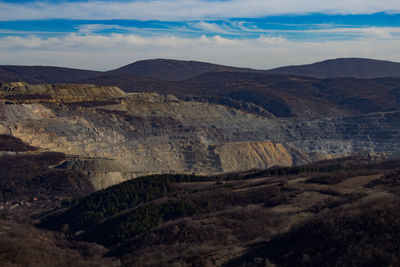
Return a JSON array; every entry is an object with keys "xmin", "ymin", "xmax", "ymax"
[{"xmin": 1, "ymin": 82, "xmax": 398, "ymax": 189}]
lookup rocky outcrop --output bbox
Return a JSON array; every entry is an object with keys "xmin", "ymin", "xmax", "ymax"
[
  {"xmin": 0, "ymin": 101, "xmax": 291, "ymax": 188},
  {"xmin": 216, "ymin": 141, "xmax": 294, "ymax": 172},
  {"xmin": 0, "ymin": 82, "xmax": 125, "ymax": 102}
]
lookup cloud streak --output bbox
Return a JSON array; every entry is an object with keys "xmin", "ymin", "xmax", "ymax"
[
  {"xmin": 0, "ymin": 0, "xmax": 399, "ymax": 21},
  {"xmin": 183, "ymin": 23, "xmax": 400, "ymax": 39}
]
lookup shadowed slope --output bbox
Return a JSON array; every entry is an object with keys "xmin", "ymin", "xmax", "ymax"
[
  {"xmin": 268, "ymin": 58, "xmax": 400, "ymax": 78},
  {"xmin": 0, "ymin": 65, "xmax": 101, "ymax": 84},
  {"xmin": 107, "ymin": 58, "xmax": 261, "ymax": 81}
]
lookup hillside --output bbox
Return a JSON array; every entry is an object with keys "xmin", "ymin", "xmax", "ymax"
[
  {"xmin": 0, "ymin": 59, "xmax": 259, "ymax": 84},
  {"xmin": 108, "ymin": 58, "xmax": 260, "ymax": 81},
  {"xmin": 0, "ymin": 65, "xmax": 101, "ymax": 84},
  {"xmin": 268, "ymin": 58, "xmax": 400, "ymax": 79},
  {"xmin": 183, "ymin": 72, "xmax": 400, "ymax": 117},
  {"xmin": 2, "ymin": 156, "xmax": 398, "ymax": 266},
  {"xmin": 78, "ymin": 71, "xmax": 400, "ymax": 118},
  {"xmin": 0, "ymin": 136, "xmax": 94, "ymax": 202}
]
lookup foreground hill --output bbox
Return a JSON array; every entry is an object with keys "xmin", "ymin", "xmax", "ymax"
[
  {"xmin": 2, "ymin": 155, "xmax": 399, "ymax": 266},
  {"xmin": 268, "ymin": 58, "xmax": 400, "ymax": 78}
]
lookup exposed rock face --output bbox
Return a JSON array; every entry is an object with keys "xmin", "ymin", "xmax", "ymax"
[
  {"xmin": 215, "ymin": 142, "xmax": 294, "ymax": 172},
  {"xmin": 1, "ymin": 82, "xmax": 399, "ymax": 190},
  {"xmin": 282, "ymin": 111, "xmax": 400, "ymax": 153},
  {"xmin": 0, "ymin": 82, "xmax": 125, "ymax": 102}
]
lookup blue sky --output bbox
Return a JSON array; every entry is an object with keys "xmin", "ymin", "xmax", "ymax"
[{"xmin": 0, "ymin": 0, "xmax": 399, "ymax": 70}]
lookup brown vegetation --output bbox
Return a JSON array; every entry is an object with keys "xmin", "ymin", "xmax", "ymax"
[
  {"xmin": 366, "ymin": 168, "xmax": 400, "ymax": 189},
  {"xmin": 1, "ymin": 156, "xmax": 400, "ymax": 266},
  {"xmin": 0, "ymin": 134, "xmax": 38, "ymax": 152},
  {"xmin": 228, "ymin": 196, "xmax": 400, "ymax": 267},
  {"xmin": 0, "ymin": 151, "xmax": 93, "ymax": 202},
  {"xmin": 0, "ymin": 220, "xmax": 118, "ymax": 266}
]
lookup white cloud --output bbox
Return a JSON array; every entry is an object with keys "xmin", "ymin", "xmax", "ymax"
[
  {"xmin": 263, "ymin": 26, "xmax": 400, "ymax": 40},
  {"xmin": 190, "ymin": 22, "xmax": 237, "ymax": 35},
  {"xmin": 69, "ymin": 21, "xmax": 400, "ymax": 41},
  {"xmin": 77, "ymin": 24, "xmax": 124, "ymax": 34},
  {"xmin": 0, "ymin": 32, "xmax": 399, "ymax": 70},
  {"xmin": 0, "ymin": 0, "xmax": 399, "ymax": 21}
]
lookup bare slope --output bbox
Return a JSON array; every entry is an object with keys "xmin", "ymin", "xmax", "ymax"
[
  {"xmin": 0, "ymin": 83, "xmax": 308, "ymax": 189},
  {"xmin": 1, "ymin": 82, "xmax": 399, "ymax": 190},
  {"xmin": 0, "ymin": 82, "xmax": 126, "ymax": 102}
]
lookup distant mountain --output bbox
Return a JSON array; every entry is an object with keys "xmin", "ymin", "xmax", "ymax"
[
  {"xmin": 0, "ymin": 59, "xmax": 260, "ymax": 84},
  {"xmin": 2, "ymin": 58, "xmax": 400, "ymax": 85},
  {"xmin": 0, "ymin": 65, "xmax": 101, "ymax": 84},
  {"xmin": 107, "ymin": 58, "xmax": 260, "ymax": 81},
  {"xmin": 268, "ymin": 58, "xmax": 400, "ymax": 79}
]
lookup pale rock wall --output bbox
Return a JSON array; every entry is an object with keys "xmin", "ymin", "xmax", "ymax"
[
  {"xmin": 1, "ymin": 82, "xmax": 398, "ymax": 190},
  {"xmin": 0, "ymin": 82, "xmax": 125, "ymax": 102},
  {"xmin": 215, "ymin": 141, "xmax": 294, "ymax": 172}
]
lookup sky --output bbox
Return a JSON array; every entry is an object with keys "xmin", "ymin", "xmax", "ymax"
[{"xmin": 0, "ymin": 0, "xmax": 399, "ymax": 70}]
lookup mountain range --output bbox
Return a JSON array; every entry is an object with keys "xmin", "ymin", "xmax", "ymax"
[{"xmin": 2, "ymin": 57, "xmax": 400, "ymax": 83}]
